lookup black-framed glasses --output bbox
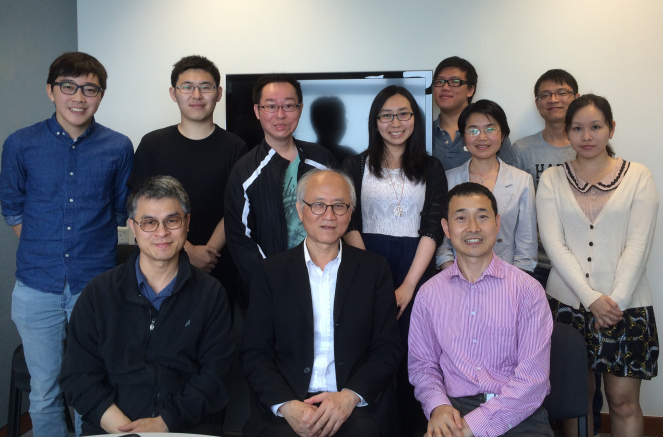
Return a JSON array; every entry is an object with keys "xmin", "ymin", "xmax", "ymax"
[
  {"xmin": 535, "ymin": 90, "xmax": 575, "ymax": 101},
  {"xmin": 432, "ymin": 78, "xmax": 468, "ymax": 88},
  {"xmin": 133, "ymin": 216, "xmax": 185, "ymax": 232},
  {"xmin": 465, "ymin": 127, "xmax": 501, "ymax": 137},
  {"xmin": 302, "ymin": 200, "xmax": 351, "ymax": 216},
  {"xmin": 52, "ymin": 82, "xmax": 103, "ymax": 97},
  {"xmin": 176, "ymin": 84, "xmax": 217, "ymax": 94},
  {"xmin": 377, "ymin": 112, "xmax": 414, "ymax": 123},
  {"xmin": 257, "ymin": 103, "xmax": 302, "ymax": 113}
]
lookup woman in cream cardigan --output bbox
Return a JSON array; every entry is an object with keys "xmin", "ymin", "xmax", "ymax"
[
  {"xmin": 537, "ymin": 94, "xmax": 658, "ymax": 437},
  {"xmin": 436, "ymin": 99, "xmax": 537, "ymax": 271}
]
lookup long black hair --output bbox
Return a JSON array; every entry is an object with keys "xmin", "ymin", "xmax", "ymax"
[
  {"xmin": 367, "ymin": 85, "xmax": 427, "ymax": 183},
  {"xmin": 565, "ymin": 94, "xmax": 616, "ymax": 157}
]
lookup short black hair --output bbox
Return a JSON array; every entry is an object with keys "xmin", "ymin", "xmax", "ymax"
[
  {"xmin": 565, "ymin": 94, "xmax": 616, "ymax": 158},
  {"xmin": 534, "ymin": 69, "xmax": 578, "ymax": 97},
  {"xmin": 252, "ymin": 73, "xmax": 303, "ymax": 104},
  {"xmin": 458, "ymin": 99, "xmax": 510, "ymax": 139},
  {"xmin": 47, "ymin": 52, "xmax": 108, "ymax": 90},
  {"xmin": 171, "ymin": 55, "xmax": 221, "ymax": 87},
  {"xmin": 445, "ymin": 182, "xmax": 498, "ymax": 220},
  {"xmin": 433, "ymin": 56, "xmax": 478, "ymax": 104}
]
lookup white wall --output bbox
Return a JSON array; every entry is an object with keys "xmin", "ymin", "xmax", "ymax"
[{"xmin": 78, "ymin": 0, "xmax": 663, "ymax": 416}]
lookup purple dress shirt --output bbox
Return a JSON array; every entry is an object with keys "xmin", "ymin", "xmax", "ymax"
[{"xmin": 408, "ymin": 254, "xmax": 552, "ymax": 437}]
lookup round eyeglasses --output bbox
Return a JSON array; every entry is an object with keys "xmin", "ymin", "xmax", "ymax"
[
  {"xmin": 302, "ymin": 200, "xmax": 351, "ymax": 216},
  {"xmin": 377, "ymin": 112, "xmax": 414, "ymax": 123},
  {"xmin": 133, "ymin": 216, "xmax": 185, "ymax": 232},
  {"xmin": 52, "ymin": 82, "xmax": 103, "ymax": 97},
  {"xmin": 176, "ymin": 84, "xmax": 217, "ymax": 94},
  {"xmin": 465, "ymin": 127, "xmax": 501, "ymax": 137}
]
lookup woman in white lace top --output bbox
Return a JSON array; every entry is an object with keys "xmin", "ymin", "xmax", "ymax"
[{"xmin": 342, "ymin": 85, "xmax": 448, "ymax": 434}]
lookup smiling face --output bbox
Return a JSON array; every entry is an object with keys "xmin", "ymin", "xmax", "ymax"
[
  {"xmin": 463, "ymin": 112, "xmax": 503, "ymax": 160},
  {"xmin": 442, "ymin": 194, "xmax": 500, "ymax": 265},
  {"xmin": 254, "ymin": 82, "xmax": 302, "ymax": 145},
  {"xmin": 47, "ymin": 74, "xmax": 103, "ymax": 139},
  {"xmin": 535, "ymin": 79, "xmax": 578, "ymax": 124},
  {"xmin": 128, "ymin": 197, "xmax": 190, "ymax": 266},
  {"xmin": 433, "ymin": 67, "xmax": 475, "ymax": 114},
  {"xmin": 169, "ymin": 69, "xmax": 221, "ymax": 124},
  {"xmin": 297, "ymin": 171, "xmax": 352, "ymax": 246},
  {"xmin": 376, "ymin": 94, "xmax": 415, "ymax": 151},
  {"xmin": 567, "ymin": 104, "xmax": 615, "ymax": 160}
]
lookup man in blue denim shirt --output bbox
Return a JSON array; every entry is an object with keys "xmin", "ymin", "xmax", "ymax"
[
  {"xmin": 0, "ymin": 52, "xmax": 133, "ymax": 437},
  {"xmin": 432, "ymin": 56, "xmax": 515, "ymax": 170}
]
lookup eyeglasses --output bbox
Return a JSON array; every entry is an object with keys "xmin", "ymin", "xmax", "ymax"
[
  {"xmin": 535, "ymin": 90, "xmax": 575, "ymax": 101},
  {"xmin": 432, "ymin": 78, "xmax": 469, "ymax": 88},
  {"xmin": 302, "ymin": 200, "xmax": 351, "ymax": 216},
  {"xmin": 377, "ymin": 112, "xmax": 414, "ymax": 123},
  {"xmin": 257, "ymin": 103, "xmax": 302, "ymax": 113},
  {"xmin": 465, "ymin": 127, "xmax": 501, "ymax": 137},
  {"xmin": 176, "ymin": 84, "xmax": 217, "ymax": 94},
  {"xmin": 52, "ymin": 82, "xmax": 103, "ymax": 97},
  {"xmin": 133, "ymin": 216, "xmax": 185, "ymax": 232}
]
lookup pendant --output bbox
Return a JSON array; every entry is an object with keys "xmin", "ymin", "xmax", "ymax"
[{"xmin": 394, "ymin": 205, "xmax": 404, "ymax": 217}]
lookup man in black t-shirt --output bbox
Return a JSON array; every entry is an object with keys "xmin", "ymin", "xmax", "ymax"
[{"xmin": 127, "ymin": 55, "xmax": 247, "ymax": 311}]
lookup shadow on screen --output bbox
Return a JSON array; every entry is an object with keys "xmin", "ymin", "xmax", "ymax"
[{"xmin": 310, "ymin": 96, "xmax": 358, "ymax": 164}]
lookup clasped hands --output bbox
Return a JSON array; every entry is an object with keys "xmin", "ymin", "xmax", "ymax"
[
  {"xmin": 278, "ymin": 390, "xmax": 360, "ymax": 437},
  {"xmin": 427, "ymin": 404, "xmax": 473, "ymax": 437},
  {"xmin": 588, "ymin": 295, "xmax": 623, "ymax": 330},
  {"xmin": 184, "ymin": 242, "xmax": 220, "ymax": 273}
]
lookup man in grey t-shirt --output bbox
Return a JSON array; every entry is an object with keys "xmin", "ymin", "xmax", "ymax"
[{"xmin": 512, "ymin": 69, "xmax": 579, "ymax": 285}]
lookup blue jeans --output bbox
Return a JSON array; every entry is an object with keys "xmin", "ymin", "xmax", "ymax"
[{"xmin": 11, "ymin": 279, "xmax": 81, "ymax": 437}]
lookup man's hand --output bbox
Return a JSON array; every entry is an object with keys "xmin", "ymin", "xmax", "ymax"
[
  {"xmin": 99, "ymin": 403, "xmax": 131, "ymax": 433},
  {"xmin": 279, "ymin": 400, "xmax": 319, "ymax": 437},
  {"xmin": 427, "ymin": 404, "xmax": 473, "ymax": 437},
  {"xmin": 395, "ymin": 282, "xmax": 416, "ymax": 320},
  {"xmin": 117, "ymin": 415, "xmax": 169, "ymax": 432},
  {"xmin": 304, "ymin": 390, "xmax": 360, "ymax": 437},
  {"xmin": 588, "ymin": 295, "xmax": 623, "ymax": 329},
  {"xmin": 184, "ymin": 242, "xmax": 220, "ymax": 273}
]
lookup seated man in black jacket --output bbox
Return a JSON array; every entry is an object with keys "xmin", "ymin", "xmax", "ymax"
[
  {"xmin": 60, "ymin": 175, "xmax": 234, "ymax": 435},
  {"xmin": 241, "ymin": 169, "xmax": 403, "ymax": 437}
]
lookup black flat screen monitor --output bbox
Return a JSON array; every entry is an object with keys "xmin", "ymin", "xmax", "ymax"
[{"xmin": 225, "ymin": 71, "xmax": 433, "ymax": 163}]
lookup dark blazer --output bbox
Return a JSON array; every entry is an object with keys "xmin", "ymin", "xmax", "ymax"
[{"xmin": 240, "ymin": 242, "xmax": 403, "ymax": 437}]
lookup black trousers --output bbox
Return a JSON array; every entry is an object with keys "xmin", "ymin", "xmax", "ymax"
[{"xmin": 448, "ymin": 394, "xmax": 553, "ymax": 437}]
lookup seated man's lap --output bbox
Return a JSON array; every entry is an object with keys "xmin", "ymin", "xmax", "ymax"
[
  {"xmin": 258, "ymin": 408, "xmax": 381, "ymax": 437},
  {"xmin": 448, "ymin": 395, "xmax": 553, "ymax": 437}
]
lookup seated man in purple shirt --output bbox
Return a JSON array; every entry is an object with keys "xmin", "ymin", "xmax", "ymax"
[{"xmin": 408, "ymin": 182, "xmax": 553, "ymax": 437}]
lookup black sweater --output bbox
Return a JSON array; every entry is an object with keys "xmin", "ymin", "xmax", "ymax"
[
  {"xmin": 341, "ymin": 152, "xmax": 448, "ymax": 245},
  {"xmin": 60, "ymin": 250, "xmax": 235, "ymax": 435}
]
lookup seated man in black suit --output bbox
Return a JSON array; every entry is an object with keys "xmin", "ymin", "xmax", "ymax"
[
  {"xmin": 60, "ymin": 176, "xmax": 234, "ymax": 435},
  {"xmin": 241, "ymin": 169, "xmax": 403, "ymax": 437}
]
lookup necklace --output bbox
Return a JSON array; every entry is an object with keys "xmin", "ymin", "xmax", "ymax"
[
  {"xmin": 469, "ymin": 171, "xmax": 498, "ymax": 184},
  {"xmin": 386, "ymin": 168, "xmax": 405, "ymax": 217}
]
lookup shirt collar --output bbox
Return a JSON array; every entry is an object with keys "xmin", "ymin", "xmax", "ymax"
[
  {"xmin": 563, "ymin": 157, "xmax": 629, "ymax": 193},
  {"xmin": 47, "ymin": 112, "xmax": 97, "ymax": 141},
  {"xmin": 135, "ymin": 254, "xmax": 148, "ymax": 288},
  {"xmin": 303, "ymin": 238, "xmax": 343, "ymax": 269},
  {"xmin": 447, "ymin": 253, "xmax": 505, "ymax": 285}
]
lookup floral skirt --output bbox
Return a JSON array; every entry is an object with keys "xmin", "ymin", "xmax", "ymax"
[{"xmin": 548, "ymin": 296, "xmax": 659, "ymax": 380}]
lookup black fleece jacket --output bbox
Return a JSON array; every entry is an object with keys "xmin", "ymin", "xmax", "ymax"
[{"xmin": 60, "ymin": 250, "xmax": 234, "ymax": 435}]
